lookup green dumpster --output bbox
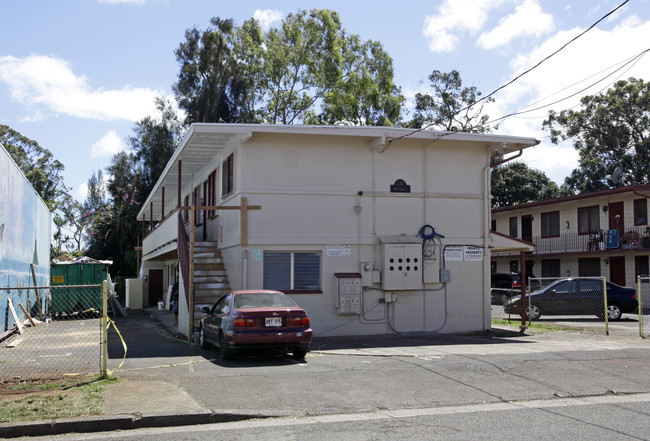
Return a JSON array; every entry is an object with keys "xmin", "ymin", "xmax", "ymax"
[{"xmin": 50, "ymin": 258, "xmax": 111, "ymax": 314}]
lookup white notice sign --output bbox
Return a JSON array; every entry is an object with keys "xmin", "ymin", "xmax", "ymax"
[
  {"xmin": 464, "ymin": 246, "xmax": 484, "ymax": 261},
  {"xmin": 444, "ymin": 246, "xmax": 464, "ymax": 261},
  {"xmin": 326, "ymin": 245, "xmax": 351, "ymax": 257}
]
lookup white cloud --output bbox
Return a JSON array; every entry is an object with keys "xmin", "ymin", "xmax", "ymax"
[
  {"xmin": 477, "ymin": 0, "xmax": 554, "ymax": 49},
  {"xmin": 91, "ymin": 131, "xmax": 127, "ymax": 158},
  {"xmin": 254, "ymin": 9, "xmax": 282, "ymax": 30},
  {"xmin": 423, "ymin": 0, "xmax": 508, "ymax": 52},
  {"xmin": 489, "ymin": 14, "xmax": 650, "ymax": 185},
  {"xmin": 74, "ymin": 173, "xmax": 111, "ymax": 203},
  {"xmin": 0, "ymin": 54, "xmax": 165, "ymax": 122}
]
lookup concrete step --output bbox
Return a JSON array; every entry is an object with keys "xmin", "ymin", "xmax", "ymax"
[
  {"xmin": 194, "ymin": 257, "xmax": 223, "ymax": 265},
  {"xmin": 193, "ymin": 276, "xmax": 228, "ymax": 283}
]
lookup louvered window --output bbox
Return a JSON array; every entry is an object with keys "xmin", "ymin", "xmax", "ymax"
[
  {"xmin": 263, "ymin": 252, "xmax": 321, "ymax": 291},
  {"xmin": 221, "ymin": 154, "xmax": 234, "ymax": 197}
]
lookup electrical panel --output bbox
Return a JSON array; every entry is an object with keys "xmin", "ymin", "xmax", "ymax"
[
  {"xmin": 381, "ymin": 244, "xmax": 423, "ymax": 291},
  {"xmin": 335, "ymin": 274, "xmax": 361, "ymax": 314}
]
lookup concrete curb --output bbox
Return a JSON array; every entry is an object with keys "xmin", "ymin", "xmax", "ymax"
[{"xmin": 0, "ymin": 411, "xmax": 266, "ymax": 438}]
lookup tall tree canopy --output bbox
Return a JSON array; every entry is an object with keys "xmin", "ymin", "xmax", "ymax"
[
  {"xmin": 491, "ymin": 162, "xmax": 566, "ymax": 209},
  {"xmin": 0, "ymin": 125, "xmax": 80, "ymax": 256},
  {"xmin": 172, "ymin": 9, "xmax": 403, "ymax": 126},
  {"xmin": 1, "ymin": 125, "xmax": 69, "ymax": 212},
  {"xmin": 409, "ymin": 70, "xmax": 495, "ymax": 132},
  {"xmin": 543, "ymin": 78, "xmax": 650, "ymax": 194}
]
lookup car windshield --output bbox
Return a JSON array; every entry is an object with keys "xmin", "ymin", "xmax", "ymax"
[{"xmin": 234, "ymin": 292, "xmax": 298, "ymax": 309}]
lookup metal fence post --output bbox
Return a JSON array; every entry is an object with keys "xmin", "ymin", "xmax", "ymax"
[
  {"xmin": 638, "ymin": 276, "xmax": 643, "ymax": 338},
  {"xmin": 603, "ymin": 277, "xmax": 609, "ymax": 336},
  {"xmin": 101, "ymin": 280, "xmax": 108, "ymax": 377}
]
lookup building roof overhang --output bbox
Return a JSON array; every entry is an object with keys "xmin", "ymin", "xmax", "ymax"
[
  {"xmin": 137, "ymin": 124, "xmax": 540, "ymax": 221},
  {"xmin": 489, "ymin": 230, "xmax": 535, "ymax": 253}
]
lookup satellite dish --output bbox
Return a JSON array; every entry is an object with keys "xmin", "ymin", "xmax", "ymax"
[{"xmin": 611, "ymin": 167, "xmax": 624, "ymax": 184}]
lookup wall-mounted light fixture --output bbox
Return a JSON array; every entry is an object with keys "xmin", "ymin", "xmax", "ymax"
[
  {"xmin": 566, "ymin": 270, "xmax": 571, "ymax": 277},
  {"xmin": 605, "ymin": 258, "xmax": 609, "ymax": 265},
  {"xmin": 566, "ymin": 221, "xmax": 570, "ymax": 229},
  {"xmin": 603, "ymin": 205, "xmax": 608, "ymax": 213}
]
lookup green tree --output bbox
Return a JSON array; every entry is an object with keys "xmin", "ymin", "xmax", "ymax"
[
  {"xmin": 409, "ymin": 70, "xmax": 494, "ymax": 132},
  {"xmin": 0, "ymin": 125, "xmax": 80, "ymax": 256},
  {"xmin": 543, "ymin": 78, "xmax": 650, "ymax": 194},
  {"xmin": 491, "ymin": 162, "xmax": 566, "ymax": 209},
  {"xmin": 0, "ymin": 125, "xmax": 69, "ymax": 211},
  {"xmin": 128, "ymin": 97, "xmax": 183, "ymax": 195},
  {"xmin": 310, "ymin": 34, "xmax": 403, "ymax": 126},
  {"xmin": 172, "ymin": 10, "xmax": 403, "ymax": 126},
  {"xmin": 173, "ymin": 17, "xmax": 262, "ymax": 124}
]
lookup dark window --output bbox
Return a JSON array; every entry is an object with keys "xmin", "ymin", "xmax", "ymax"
[
  {"xmin": 634, "ymin": 199, "xmax": 647, "ymax": 226},
  {"xmin": 578, "ymin": 206, "xmax": 599, "ymax": 234},
  {"xmin": 221, "ymin": 154, "xmax": 234, "ymax": 198},
  {"xmin": 509, "ymin": 217, "xmax": 517, "ymax": 237},
  {"xmin": 263, "ymin": 252, "xmax": 321, "ymax": 291},
  {"xmin": 635, "ymin": 255, "xmax": 649, "ymax": 278},
  {"xmin": 491, "ymin": 219, "xmax": 496, "ymax": 231},
  {"xmin": 541, "ymin": 211, "xmax": 560, "ymax": 238},
  {"xmin": 541, "ymin": 259, "xmax": 561, "ymax": 278},
  {"xmin": 578, "ymin": 258, "xmax": 601, "ymax": 277}
]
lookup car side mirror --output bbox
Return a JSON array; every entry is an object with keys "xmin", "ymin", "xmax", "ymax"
[{"xmin": 201, "ymin": 306, "xmax": 211, "ymax": 314}]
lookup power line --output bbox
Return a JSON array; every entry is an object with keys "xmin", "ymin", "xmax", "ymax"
[
  {"xmin": 381, "ymin": 0, "xmax": 630, "ymax": 150},
  {"xmin": 488, "ymin": 47, "xmax": 650, "ymax": 125}
]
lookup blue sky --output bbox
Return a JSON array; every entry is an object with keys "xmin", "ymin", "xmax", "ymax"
[{"xmin": 1, "ymin": 0, "xmax": 649, "ymax": 202}]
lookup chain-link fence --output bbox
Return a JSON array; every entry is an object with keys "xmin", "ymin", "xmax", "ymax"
[
  {"xmin": 0, "ymin": 284, "xmax": 102, "ymax": 382},
  {"xmin": 638, "ymin": 277, "xmax": 650, "ymax": 338},
  {"xmin": 502, "ymin": 277, "xmax": 639, "ymax": 334}
]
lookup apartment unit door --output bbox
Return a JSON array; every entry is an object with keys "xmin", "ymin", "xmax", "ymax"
[{"xmin": 609, "ymin": 256, "xmax": 626, "ymax": 286}]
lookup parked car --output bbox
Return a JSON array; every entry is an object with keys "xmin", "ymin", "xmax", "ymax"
[
  {"xmin": 199, "ymin": 290, "xmax": 313, "ymax": 360},
  {"xmin": 491, "ymin": 272, "xmax": 522, "ymax": 305},
  {"xmin": 503, "ymin": 278, "xmax": 637, "ymax": 321}
]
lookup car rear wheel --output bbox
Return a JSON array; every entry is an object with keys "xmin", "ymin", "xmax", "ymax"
[
  {"xmin": 526, "ymin": 304, "xmax": 541, "ymax": 321},
  {"xmin": 199, "ymin": 326, "xmax": 210, "ymax": 349},
  {"xmin": 219, "ymin": 332, "xmax": 233, "ymax": 360},
  {"xmin": 606, "ymin": 303, "xmax": 622, "ymax": 321},
  {"xmin": 292, "ymin": 349, "xmax": 307, "ymax": 359}
]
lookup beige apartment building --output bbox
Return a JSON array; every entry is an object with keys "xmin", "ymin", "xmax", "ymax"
[
  {"xmin": 136, "ymin": 124, "xmax": 538, "ymax": 338},
  {"xmin": 492, "ymin": 185, "xmax": 650, "ymax": 288}
]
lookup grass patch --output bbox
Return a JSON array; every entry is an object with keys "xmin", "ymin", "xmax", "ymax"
[
  {"xmin": 492, "ymin": 318, "xmax": 580, "ymax": 332},
  {"xmin": 0, "ymin": 376, "xmax": 119, "ymax": 423}
]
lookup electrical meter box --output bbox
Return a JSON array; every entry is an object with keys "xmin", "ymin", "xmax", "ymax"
[
  {"xmin": 335, "ymin": 273, "xmax": 362, "ymax": 314},
  {"xmin": 381, "ymin": 243, "xmax": 423, "ymax": 291}
]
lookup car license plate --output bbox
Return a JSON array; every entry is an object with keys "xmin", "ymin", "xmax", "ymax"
[{"xmin": 265, "ymin": 317, "xmax": 282, "ymax": 327}]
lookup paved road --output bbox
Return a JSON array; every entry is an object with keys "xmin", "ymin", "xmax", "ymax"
[
  {"xmin": 38, "ymin": 393, "xmax": 650, "ymax": 440},
  {"xmin": 51, "ymin": 309, "xmax": 648, "ymax": 440}
]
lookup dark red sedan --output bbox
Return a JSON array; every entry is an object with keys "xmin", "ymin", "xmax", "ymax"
[{"xmin": 199, "ymin": 290, "xmax": 313, "ymax": 360}]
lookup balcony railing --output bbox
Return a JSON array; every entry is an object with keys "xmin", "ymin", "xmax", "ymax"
[{"xmin": 494, "ymin": 225, "xmax": 650, "ymax": 256}]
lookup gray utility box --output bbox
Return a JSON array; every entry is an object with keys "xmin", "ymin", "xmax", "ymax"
[{"xmin": 381, "ymin": 243, "xmax": 423, "ymax": 291}]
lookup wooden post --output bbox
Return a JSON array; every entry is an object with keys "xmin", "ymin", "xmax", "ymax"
[
  {"xmin": 240, "ymin": 197, "xmax": 248, "ymax": 246},
  {"xmin": 29, "ymin": 264, "xmax": 43, "ymax": 320},
  {"xmin": 177, "ymin": 160, "xmax": 182, "ymax": 208},
  {"xmin": 188, "ymin": 173, "xmax": 195, "ymax": 341}
]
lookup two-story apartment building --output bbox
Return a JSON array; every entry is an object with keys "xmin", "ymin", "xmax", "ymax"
[
  {"xmin": 137, "ymin": 124, "xmax": 538, "ymax": 338},
  {"xmin": 492, "ymin": 185, "xmax": 650, "ymax": 288}
]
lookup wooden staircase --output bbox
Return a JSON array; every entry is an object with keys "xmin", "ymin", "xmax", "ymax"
[{"xmin": 192, "ymin": 241, "xmax": 230, "ymax": 329}]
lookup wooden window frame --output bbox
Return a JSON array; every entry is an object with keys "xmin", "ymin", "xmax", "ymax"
[{"xmin": 541, "ymin": 211, "xmax": 560, "ymax": 238}]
